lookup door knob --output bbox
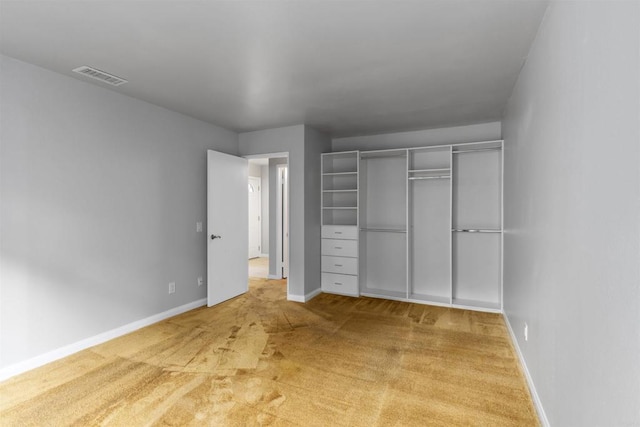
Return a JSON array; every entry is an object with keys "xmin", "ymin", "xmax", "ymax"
[{"xmin": 211, "ymin": 234, "xmax": 221, "ymax": 240}]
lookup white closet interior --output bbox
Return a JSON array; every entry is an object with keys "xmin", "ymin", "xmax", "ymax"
[{"xmin": 321, "ymin": 140, "xmax": 503, "ymax": 313}]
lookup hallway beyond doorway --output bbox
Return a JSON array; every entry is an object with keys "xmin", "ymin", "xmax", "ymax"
[{"xmin": 249, "ymin": 257, "xmax": 269, "ymax": 279}]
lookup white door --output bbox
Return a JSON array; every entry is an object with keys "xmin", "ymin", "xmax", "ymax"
[
  {"xmin": 207, "ymin": 150, "xmax": 248, "ymax": 307},
  {"xmin": 248, "ymin": 176, "xmax": 261, "ymax": 259}
]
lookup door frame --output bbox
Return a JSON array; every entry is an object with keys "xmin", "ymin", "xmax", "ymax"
[
  {"xmin": 276, "ymin": 164, "xmax": 289, "ymax": 279},
  {"xmin": 243, "ymin": 152, "xmax": 290, "ymax": 298}
]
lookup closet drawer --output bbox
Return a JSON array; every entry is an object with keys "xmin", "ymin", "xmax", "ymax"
[
  {"xmin": 322, "ymin": 273, "xmax": 358, "ymax": 296},
  {"xmin": 322, "ymin": 239, "xmax": 358, "ymax": 257},
  {"xmin": 322, "ymin": 256, "xmax": 358, "ymax": 275},
  {"xmin": 322, "ymin": 225, "xmax": 358, "ymax": 240}
]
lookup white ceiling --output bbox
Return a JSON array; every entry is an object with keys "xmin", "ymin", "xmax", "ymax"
[{"xmin": 0, "ymin": 0, "xmax": 548, "ymax": 137}]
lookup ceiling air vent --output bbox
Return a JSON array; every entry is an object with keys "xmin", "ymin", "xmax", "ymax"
[{"xmin": 72, "ymin": 66, "xmax": 128, "ymax": 86}]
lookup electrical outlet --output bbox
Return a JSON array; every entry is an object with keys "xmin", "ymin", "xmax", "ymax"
[
  {"xmin": 524, "ymin": 323, "xmax": 528, "ymax": 341},
  {"xmin": 169, "ymin": 282, "xmax": 176, "ymax": 294},
  {"xmin": 196, "ymin": 222, "xmax": 203, "ymax": 233},
  {"xmin": 197, "ymin": 277, "xmax": 203, "ymax": 287}
]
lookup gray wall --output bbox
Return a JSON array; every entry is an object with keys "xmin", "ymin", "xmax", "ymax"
[
  {"xmin": 260, "ymin": 165, "xmax": 269, "ymax": 255},
  {"xmin": 248, "ymin": 162, "xmax": 262, "ymax": 177},
  {"xmin": 303, "ymin": 127, "xmax": 332, "ymax": 294},
  {"xmin": 332, "ymin": 122, "xmax": 501, "ymax": 151},
  {"xmin": 0, "ymin": 55, "xmax": 238, "ymax": 369},
  {"xmin": 502, "ymin": 2, "xmax": 640, "ymax": 426},
  {"xmin": 238, "ymin": 125, "xmax": 330, "ymax": 297}
]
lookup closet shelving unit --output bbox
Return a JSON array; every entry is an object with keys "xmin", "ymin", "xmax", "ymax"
[
  {"xmin": 321, "ymin": 140, "xmax": 503, "ymax": 313},
  {"xmin": 450, "ymin": 141, "xmax": 503, "ymax": 311},
  {"xmin": 359, "ymin": 149, "xmax": 408, "ymax": 299},
  {"xmin": 321, "ymin": 151, "xmax": 360, "ymax": 297},
  {"xmin": 407, "ymin": 145, "xmax": 453, "ymax": 306}
]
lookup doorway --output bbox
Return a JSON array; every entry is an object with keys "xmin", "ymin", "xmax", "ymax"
[{"xmin": 246, "ymin": 154, "xmax": 289, "ymax": 290}]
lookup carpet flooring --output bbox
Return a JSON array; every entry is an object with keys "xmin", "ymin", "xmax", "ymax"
[
  {"xmin": 249, "ymin": 257, "xmax": 270, "ymax": 279},
  {"xmin": 0, "ymin": 278, "xmax": 539, "ymax": 426}
]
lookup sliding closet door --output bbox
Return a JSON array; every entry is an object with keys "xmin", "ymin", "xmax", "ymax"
[
  {"xmin": 408, "ymin": 148, "xmax": 451, "ymax": 304},
  {"xmin": 452, "ymin": 144, "xmax": 502, "ymax": 311},
  {"xmin": 360, "ymin": 150, "xmax": 407, "ymax": 299}
]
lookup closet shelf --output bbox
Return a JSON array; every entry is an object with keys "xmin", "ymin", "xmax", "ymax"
[
  {"xmin": 408, "ymin": 168, "xmax": 450, "ymax": 173},
  {"xmin": 323, "ymin": 207, "xmax": 358, "ymax": 210},
  {"xmin": 323, "ymin": 189, "xmax": 357, "ymax": 193},
  {"xmin": 322, "ymin": 171, "xmax": 358, "ymax": 176},
  {"xmin": 451, "ymin": 229, "xmax": 502, "ymax": 233},
  {"xmin": 409, "ymin": 293, "xmax": 450, "ymax": 305},
  {"xmin": 360, "ymin": 227, "xmax": 407, "ymax": 233},
  {"xmin": 453, "ymin": 298, "xmax": 501, "ymax": 311},
  {"xmin": 360, "ymin": 150, "xmax": 407, "ymax": 159},
  {"xmin": 452, "ymin": 147, "xmax": 502, "ymax": 154},
  {"xmin": 408, "ymin": 175, "xmax": 450, "ymax": 180}
]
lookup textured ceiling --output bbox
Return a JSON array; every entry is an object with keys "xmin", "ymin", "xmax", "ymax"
[{"xmin": 0, "ymin": 0, "xmax": 548, "ymax": 137}]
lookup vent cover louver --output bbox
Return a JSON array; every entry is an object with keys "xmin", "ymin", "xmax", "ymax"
[{"xmin": 72, "ymin": 66, "xmax": 128, "ymax": 86}]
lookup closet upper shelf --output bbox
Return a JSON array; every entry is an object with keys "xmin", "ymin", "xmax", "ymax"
[
  {"xmin": 360, "ymin": 149, "xmax": 407, "ymax": 159},
  {"xmin": 322, "ymin": 171, "xmax": 357, "ymax": 176},
  {"xmin": 452, "ymin": 229, "xmax": 502, "ymax": 233},
  {"xmin": 408, "ymin": 168, "xmax": 450, "ymax": 173},
  {"xmin": 322, "ymin": 151, "xmax": 359, "ymax": 174}
]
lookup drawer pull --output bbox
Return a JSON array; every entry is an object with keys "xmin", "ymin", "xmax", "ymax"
[
  {"xmin": 334, "ymin": 264, "xmax": 343, "ymax": 267},
  {"xmin": 335, "ymin": 246, "xmax": 343, "ymax": 249},
  {"xmin": 334, "ymin": 282, "xmax": 343, "ymax": 285},
  {"xmin": 334, "ymin": 231, "xmax": 343, "ymax": 234}
]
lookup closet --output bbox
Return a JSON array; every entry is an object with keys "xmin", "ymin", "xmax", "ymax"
[{"xmin": 321, "ymin": 140, "xmax": 503, "ymax": 313}]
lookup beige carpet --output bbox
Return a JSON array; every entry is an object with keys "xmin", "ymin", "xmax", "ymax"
[
  {"xmin": 0, "ymin": 278, "xmax": 539, "ymax": 426},
  {"xmin": 249, "ymin": 257, "xmax": 270, "ymax": 279}
]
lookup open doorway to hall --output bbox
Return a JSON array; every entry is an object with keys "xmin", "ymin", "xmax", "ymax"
[{"xmin": 247, "ymin": 156, "xmax": 289, "ymax": 282}]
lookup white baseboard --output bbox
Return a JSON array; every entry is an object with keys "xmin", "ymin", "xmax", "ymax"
[
  {"xmin": 504, "ymin": 314, "xmax": 550, "ymax": 427},
  {"xmin": 268, "ymin": 274, "xmax": 282, "ymax": 280},
  {"xmin": 0, "ymin": 298, "xmax": 207, "ymax": 382},
  {"xmin": 287, "ymin": 287, "xmax": 321, "ymax": 303},
  {"xmin": 260, "ymin": 253, "xmax": 269, "ymax": 258}
]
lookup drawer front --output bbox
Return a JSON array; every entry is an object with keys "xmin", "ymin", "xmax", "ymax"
[
  {"xmin": 322, "ymin": 273, "xmax": 359, "ymax": 296},
  {"xmin": 321, "ymin": 256, "xmax": 358, "ymax": 275},
  {"xmin": 322, "ymin": 239, "xmax": 358, "ymax": 257},
  {"xmin": 322, "ymin": 225, "xmax": 358, "ymax": 240}
]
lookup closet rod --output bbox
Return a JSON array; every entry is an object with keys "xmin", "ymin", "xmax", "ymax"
[
  {"xmin": 452, "ymin": 147, "xmax": 502, "ymax": 154},
  {"xmin": 451, "ymin": 229, "xmax": 502, "ymax": 233},
  {"xmin": 408, "ymin": 176, "xmax": 450, "ymax": 180},
  {"xmin": 360, "ymin": 228, "xmax": 407, "ymax": 233}
]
